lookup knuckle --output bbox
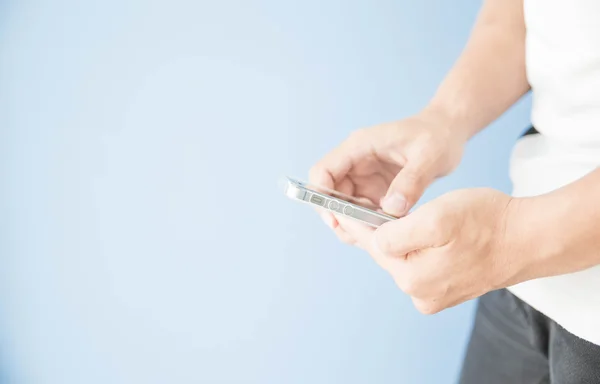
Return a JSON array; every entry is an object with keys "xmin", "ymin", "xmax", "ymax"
[
  {"xmin": 375, "ymin": 231, "xmax": 394, "ymax": 255},
  {"xmin": 397, "ymin": 274, "xmax": 421, "ymax": 296},
  {"xmin": 418, "ymin": 221, "xmax": 438, "ymax": 242},
  {"xmin": 418, "ymin": 305, "xmax": 437, "ymax": 315},
  {"xmin": 414, "ymin": 299, "xmax": 442, "ymax": 315},
  {"xmin": 423, "ymin": 209, "xmax": 445, "ymax": 234}
]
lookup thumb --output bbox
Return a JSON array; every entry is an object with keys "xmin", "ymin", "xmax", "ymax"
[{"xmin": 381, "ymin": 163, "xmax": 434, "ymax": 217}]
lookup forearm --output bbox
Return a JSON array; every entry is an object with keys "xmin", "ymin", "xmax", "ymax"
[
  {"xmin": 425, "ymin": 0, "xmax": 529, "ymax": 141},
  {"xmin": 511, "ymin": 168, "xmax": 600, "ymax": 281}
]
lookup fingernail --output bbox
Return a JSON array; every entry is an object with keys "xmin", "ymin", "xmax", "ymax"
[{"xmin": 382, "ymin": 193, "xmax": 407, "ymax": 216}]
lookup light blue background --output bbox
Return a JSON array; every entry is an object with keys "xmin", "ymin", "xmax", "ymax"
[{"xmin": 0, "ymin": 0, "xmax": 531, "ymax": 383}]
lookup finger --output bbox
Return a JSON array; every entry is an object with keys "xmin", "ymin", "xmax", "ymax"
[
  {"xmin": 319, "ymin": 208, "xmax": 356, "ymax": 245},
  {"xmin": 332, "ymin": 219, "xmax": 357, "ymax": 245},
  {"xmin": 336, "ymin": 177, "xmax": 355, "ymax": 196},
  {"xmin": 336, "ymin": 216, "xmax": 396, "ymax": 272},
  {"xmin": 373, "ymin": 211, "xmax": 441, "ymax": 257},
  {"xmin": 314, "ymin": 178, "xmax": 350, "ymax": 231},
  {"xmin": 349, "ymin": 173, "xmax": 389, "ymax": 208},
  {"xmin": 381, "ymin": 161, "xmax": 436, "ymax": 217},
  {"xmin": 309, "ymin": 133, "xmax": 371, "ymax": 189},
  {"xmin": 320, "ymin": 211, "xmax": 339, "ymax": 230},
  {"xmin": 411, "ymin": 292, "xmax": 472, "ymax": 315},
  {"xmin": 336, "ymin": 215, "xmax": 375, "ymax": 250},
  {"xmin": 411, "ymin": 297, "xmax": 444, "ymax": 315}
]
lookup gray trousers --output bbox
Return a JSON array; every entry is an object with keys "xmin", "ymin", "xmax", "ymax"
[{"xmin": 459, "ymin": 289, "xmax": 600, "ymax": 384}]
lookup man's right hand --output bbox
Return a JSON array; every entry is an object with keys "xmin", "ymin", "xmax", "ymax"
[{"xmin": 309, "ymin": 108, "xmax": 466, "ymax": 245}]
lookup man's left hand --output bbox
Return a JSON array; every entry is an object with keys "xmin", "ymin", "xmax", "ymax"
[{"xmin": 338, "ymin": 188, "xmax": 534, "ymax": 314}]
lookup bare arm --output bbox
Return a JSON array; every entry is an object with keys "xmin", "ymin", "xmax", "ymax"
[
  {"xmin": 309, "ymin": 0, "xmax": 531, "ymax": 227},
  {"xmin": 512, "ymin": 168, "xmax": 600, "ymax": 280},
  {"xmin": 426, "ymin": 0, "xmax": 529, "ymax": 141}
]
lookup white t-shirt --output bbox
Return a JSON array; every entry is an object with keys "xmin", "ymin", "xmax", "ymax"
[{"xmin": 508, "ymin": 0, "xmax": 600, "ymax": 345}]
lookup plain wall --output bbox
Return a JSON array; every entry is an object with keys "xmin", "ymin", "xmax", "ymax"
[{"xmin": 0, "ymin": 0, "xmax": 531, "ymax": 383}]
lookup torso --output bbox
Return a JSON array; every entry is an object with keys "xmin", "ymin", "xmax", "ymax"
[{"xmin": 508, "ymin": 0, "xmax": 600, "ymax": 345}]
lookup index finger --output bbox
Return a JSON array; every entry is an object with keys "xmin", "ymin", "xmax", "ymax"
[{"xmin": 309, "ymin": 134, "xmax": 370, "ymax": 189}]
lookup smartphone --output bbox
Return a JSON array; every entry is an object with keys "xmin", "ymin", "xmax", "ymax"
[{"xmin": 282, "ymin": 176, "xmax": 396, "ymax": 227}]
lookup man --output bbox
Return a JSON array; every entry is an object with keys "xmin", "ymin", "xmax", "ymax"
[{"xmin": 309, "ymin": 0, "xmax": 600, "ymax": 382}]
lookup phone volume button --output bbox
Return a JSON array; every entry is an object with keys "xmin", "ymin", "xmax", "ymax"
[
  {"xmin": 343, "ymin": 205, "xmax": 354, "ymax": 216},
  {"xmin": 328, "ymin": 200, "xmax": 339, "ymax": 211}
]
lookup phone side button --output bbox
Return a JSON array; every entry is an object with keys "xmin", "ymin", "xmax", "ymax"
[
  {"xmin": 328, "ymin": 200, "xmax": 339, "ymax": 211},
  {"xmin": 310, "ymin": 194, "xmax": 325, "ymax": 206},
  {"xmin": 343, "ymin": 205, "xmax": 354, "ymax": 216}
]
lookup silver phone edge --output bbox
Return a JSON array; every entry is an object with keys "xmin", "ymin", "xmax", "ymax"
[{"xmin": 283, "ymin": 178, "xmax": 395, "ymax": 228}]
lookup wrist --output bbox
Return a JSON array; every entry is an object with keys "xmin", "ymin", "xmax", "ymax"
[
  {"xmin": 501, "ymin": 193, "xmax": 582, "ymax": 286},
  {"xmin": 410, "ymin": 107, "xmax": 466, "ymax": 177},
  {"xmin": 500, "ymin": 197, "xmax": 547, "ymax": 285},
  {"xmin": 420, "ymin": 103, "xmax": 475, "ymax": 145}
]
